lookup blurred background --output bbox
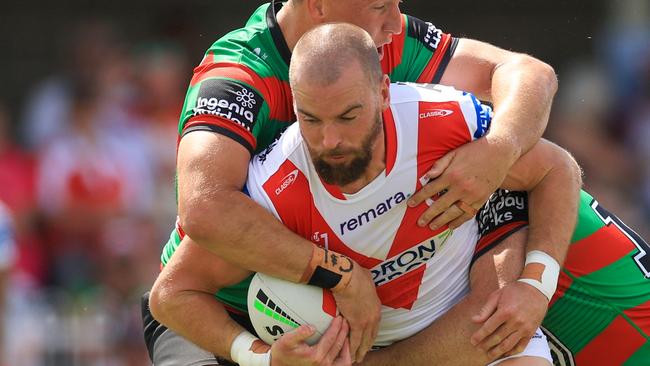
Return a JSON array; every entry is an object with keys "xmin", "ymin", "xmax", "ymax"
[{"xmin": 0, "ymin": 0, "xmax": 648, "ymax": 364}]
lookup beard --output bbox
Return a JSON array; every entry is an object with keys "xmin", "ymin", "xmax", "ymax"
[{"xmin": 310, "ymin": 111, "xmax": 382, "ymax": 186}]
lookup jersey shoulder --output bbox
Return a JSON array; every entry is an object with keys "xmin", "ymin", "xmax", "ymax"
[
  {"xmin": 389, "ymin": 83, "xmax": 492, "ymax": 140},
  {"xmin": 179, "ymin": 3, "xmax": 295, "ymax": 154}
]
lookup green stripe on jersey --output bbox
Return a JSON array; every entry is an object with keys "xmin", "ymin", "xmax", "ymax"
[
  {"xmin": 624, "ymin": 342, "xmax": 650, "ymax": 366},
  {"xmin": 571, "ymin": 190, "xmax": 605, "ymax": 243},
  {"xmin": 575, "ymin": 251, "xmax": 650, "ymax": 313},
  {"xmin": 387, "ymin": 16, "xmax": 435, "ymax": 83},
  {"xmin": 542, "ymin": 278, "xmax": 618, "ymax": 353},
  {"xmin": 161, "ymin": 228, "xmax": 181, "ymax": 266}
]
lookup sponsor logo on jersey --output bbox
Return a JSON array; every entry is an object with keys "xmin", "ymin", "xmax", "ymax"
[
  {"xmin": 371, "ymin": 230, "xmax": 451, "ymax": 286},
  {"xmin": 407, "ymin": 16, "xmax": 443, "ymax": 53},
  {"xmin": 193, "ymin": 79, "xmax": 263, "ymax": 132},
  {"xmin": 339, "ymin": 192, "xmax": 407, "ymax": 235},
  {"xmin": 419, "ymin": 109, "xmax": 454, "ymax": 119},
  {"xmin": 476, "ymin": 190, "xmax": 527, "ymax": 238},
  {"xmin": 275, "ymin": 169, "xmax": 299, "ymax": 196}
]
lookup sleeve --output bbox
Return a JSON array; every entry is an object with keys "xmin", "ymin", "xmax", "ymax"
[
  {"xmin": 178, "ymin": 60, "xmax": 271, "ymax": 155},
  {"xmin": 463, "ymin": 91, "xmax": 493, "ymax": 140},
  {"xmin": 383, "ymin": 15, "xmax": 459, "ymax": 84}
]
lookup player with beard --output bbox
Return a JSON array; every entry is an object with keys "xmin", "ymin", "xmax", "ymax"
[{"xmin": 151, "ymin": 23, "xmax": 584, "ymax": 366}]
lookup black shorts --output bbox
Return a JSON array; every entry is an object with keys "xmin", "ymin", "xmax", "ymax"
[{"xmin": 142, "ymin": 292, "xmax": 255, "ymax": 366}]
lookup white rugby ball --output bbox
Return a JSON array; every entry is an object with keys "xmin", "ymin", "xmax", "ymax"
[{"xmin": 247, "ymin": 273, "xmax": 338, "ymax": 345}]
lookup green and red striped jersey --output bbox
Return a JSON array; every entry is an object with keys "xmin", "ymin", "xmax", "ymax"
[{"xmin": 162, "ymin": 1, "xmax": 458, "ymax": 311}]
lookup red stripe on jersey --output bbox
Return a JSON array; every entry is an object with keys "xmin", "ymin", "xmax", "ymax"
[
  {"xmin": 320, "ymin": 179, "xmax": 345, "ymax": 200},
  {"xmin": 548, "ymin": 270, "xmax": 574, "ymax": 308},
  {"xmin": 263, "ymin": 160, "xmax": 380, "ymax": 268},
  {"xmin": 416, "ymin": 34, "xmax": 453, "ymax": 83},
  {"xmin": 184, "ymin": 115, "xmax": 257, "ymax": 152},
  {"xmin": 384, "ymin": 107, "xmax": 398, "ymax": 175},
  {"xmin": 388, "ymin": 101, "xmax": 473, "ymax": 258},
  {"xmin": 575, "ymin": 316, "xmax": 646, "ymax": 365},
  {"xmin": 322, "ymin": 289, "xmax": 337, "ymax": 318},
  {"xmin": 376, "ymin": 266, "xmax": 426, "ymax": 310},
  {"xmin": 263, "ymin": 160, "xmax": 313, "ymax": 236},
  {"xmin": 474, "ymin": 222, "xmax": 527, "ymax": 256},
  {"xmin": 623, "ymin": 298, "xmax": 650, "ymax": 336},
  {"xmin": 190, "ymin": 62, "xmax": 295, "ymax": 122},
  {"xmin": 262, "ymin": 76, "xmax": 296, "ymax": 123},
  {"xmin": 175, "ymin": 216, "xmax": 186, "ymax": 239},
  {"xmin": 563, "ymin": 225, "xmax": 636, "ymax": 278},
  {"xmin": 380, "ymin": 15, "xmax": 407, "ymax": 75},
  {"xmin": 197, "ymin": 52, "xmax": 215, "ymax": 69}
]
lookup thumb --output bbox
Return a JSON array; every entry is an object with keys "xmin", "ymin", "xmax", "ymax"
[
  {"xmin": 283, "ymin": 325, "xmax": 316, "ymax": 346},
  {"xmin": 425, "ymin": 151, "xmax": 455, "ymax": 180},
  {"xmin": 472, "ymin": 290, "xmax": 500, "ymax": 323}
]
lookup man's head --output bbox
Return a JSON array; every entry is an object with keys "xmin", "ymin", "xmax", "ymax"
[
  {"xmin": 289, "ymin": 23, "xmax": 390, "ymax": 187},
  {"xmin": 296, "ymin": 0, "xmax": 402, "ymax": 54}
]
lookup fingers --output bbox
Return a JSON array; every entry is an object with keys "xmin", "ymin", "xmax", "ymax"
[
  {"xmin": 471, "ymin": 290, "xmax": 500, "ymax": 324},
  {"xmin": 504, "ymin": 337, "xmax": 530, "ymax": 358},
  {"xmin": 408, "ymin": 176, "xmax": 449, "ymax": 210},
  {"xmin": 282, "ymin": 324, "xmax": 316, "ymax": 347},
  {"xmin": 426, "ymin": 203, "xmax": 465, "ymax": 230},
  {"xmin": 477, "ymin": 323, "xmax": 516, "ymax": 355},
  {"xmin": 347, "ymin": 321, "xmax": 362, "ymax": 364},
  {"xmin": 334, "ymin": 339, "xmax": 352, "ymax": 366},
  {"xmin": 322, "ymin": 318, "xmax": 349, "ymax": 365},
  {"xmin": 486, "ymin": 330, "xmax": 522, "ymax": 360},
  {"xmin": 470, "ymin": 292, "xmax": 501, "ymax": 345}
]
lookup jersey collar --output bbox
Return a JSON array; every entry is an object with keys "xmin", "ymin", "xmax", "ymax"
[{"xmin": 267, "ymin": 0, "xmax": 292, "ymax": 67}]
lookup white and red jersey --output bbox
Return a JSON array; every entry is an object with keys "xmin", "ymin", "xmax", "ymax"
[{"xmin": 246, "ymin": 83, "xmax": 492, "ymax": 346}]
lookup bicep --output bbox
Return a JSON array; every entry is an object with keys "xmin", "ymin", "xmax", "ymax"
[
  {"xmin": 177, "ymin": 131, "xmax": 252, "ymax": 211},
  {"xmin": 440, "ymin": 38, "xmax": 515, "ymax": 101}
]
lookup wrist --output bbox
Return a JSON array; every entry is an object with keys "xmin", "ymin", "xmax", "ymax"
[
  {"xmin": 299, "ymin": 245, "xmax": 354, "ymax": 293},
  {"xmin": 517, "ymin": 250, "xmax": 560, "ymax": 301},
  {"xmin": 230, "ymin": 331, "xmax": 271, "ymax": 366},
  {"xmin": 485, "ymin": 131, "xmax": 523, "ymax": 165}
]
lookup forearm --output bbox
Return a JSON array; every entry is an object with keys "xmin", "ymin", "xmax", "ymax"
[
  {"xmin": 177, "ymin": 131, "xmax": 314, "ymax": 283},
  {"xmin": 182, "ymin": 190, "xmax": 315, "ymax": 283},
  {"xmin": 503, "ymin": 141, "xmax": 582, "ymax": 265},
  {"xmin": 487, "ymin": 54, "xmax": 557, "ymax": 161},
  {"xmin": 151, "ymin": 287, "xmax": 244, "ymax": 359}
]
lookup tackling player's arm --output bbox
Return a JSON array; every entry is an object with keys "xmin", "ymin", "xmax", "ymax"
[
  {"xmin": 150, "ymin": 236, "xmax": 353, "ymax": 366},
  {"xmin": 360, "ymin": 139, "xmax": 581, "ymax": 366},
  {"xmin": 409, "ymin": 38, "xmax": 558, "ymax": 230}
]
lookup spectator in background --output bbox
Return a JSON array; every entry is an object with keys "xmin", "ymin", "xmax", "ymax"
[
  {"xmin": 35, "ymin": 80, "xmax": 155, "ymax": 292},
  {"xmin": 130, "ymin": 42, "xmax": 189, "ymax": 231},
  {"xmin": 20, "ymin": 20, "xmax": 133, "ymax": 151},
  {"xmin": 0, "ymin": 201, "xmax": 17, "ymax": 364}
]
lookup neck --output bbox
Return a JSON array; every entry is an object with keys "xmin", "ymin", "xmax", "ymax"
[
  {"xmin": 276, "ymin": 0, "xmax": 317, "ymax": 51},
  {"xmin": 338, "ymin": 129, "xmax": 386, "ymax": 195}
]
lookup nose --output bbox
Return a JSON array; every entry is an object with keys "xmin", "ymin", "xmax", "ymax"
[
  {"xmin": 321, "ymin": 123, "xmax": 342, "ymax": 151},
  {"xmin": 384, "ymin": 3, "xmax": 402, "ymax": 35}
]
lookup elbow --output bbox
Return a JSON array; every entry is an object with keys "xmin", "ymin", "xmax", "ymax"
[
  {"xmin": 178, "ymin": 192, "xmax": 231, "ymax": 248},
  {"xmin": 551, "ymin": 145, "xmax": 583, "ymax": 190},
  {"xmin": 512, "ymin": 54, "xmax": 558, "ymax": 98},
  {"xmin": 149, "ymin": 276, "xmax": 173, "ymax": 326}
]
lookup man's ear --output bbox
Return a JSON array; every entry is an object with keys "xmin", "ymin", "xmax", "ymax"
[
  {"xmin": 380, "ymin": 74, "xmax": 391, "ymax": 110},
  {"xmin": 306, "ymin": 0, "xmax": 325, "ymax": 22}
]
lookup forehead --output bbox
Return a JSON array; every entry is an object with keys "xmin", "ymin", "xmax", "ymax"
[{"xmin": 293, "ymin": 63, "xmax": 370, "ymax": 107}]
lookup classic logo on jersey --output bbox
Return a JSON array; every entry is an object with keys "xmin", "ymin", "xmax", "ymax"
[
  {"xmin": 275, "ymin": 169, "xmax": 299, "ymax": 196},
  {"xmin": 193, "ymin": 79, "xmax": 263, "ymax": 132},
  {"xmin": 407, "ymin": 16, "xmax": 443, "ymax": 52},
  {"xmin": 419, "ymin": 108, "xmax": 454, "ymax": 119},
  {"xmin": 339, "ymin": 192, "xmax": 407, "ymax": 235},
  {"xmin": 371, "ymin": 230, "xmax": 451, "ymax": 286}
]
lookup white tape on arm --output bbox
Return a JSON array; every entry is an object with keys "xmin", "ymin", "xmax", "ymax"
[
  {"xmin": 230, "ymin": 331, "xmax": 271, "ymax": 366},
  {"xmin": 517, "ymin": 250, "xmax": 560, "ymax": 301}
]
